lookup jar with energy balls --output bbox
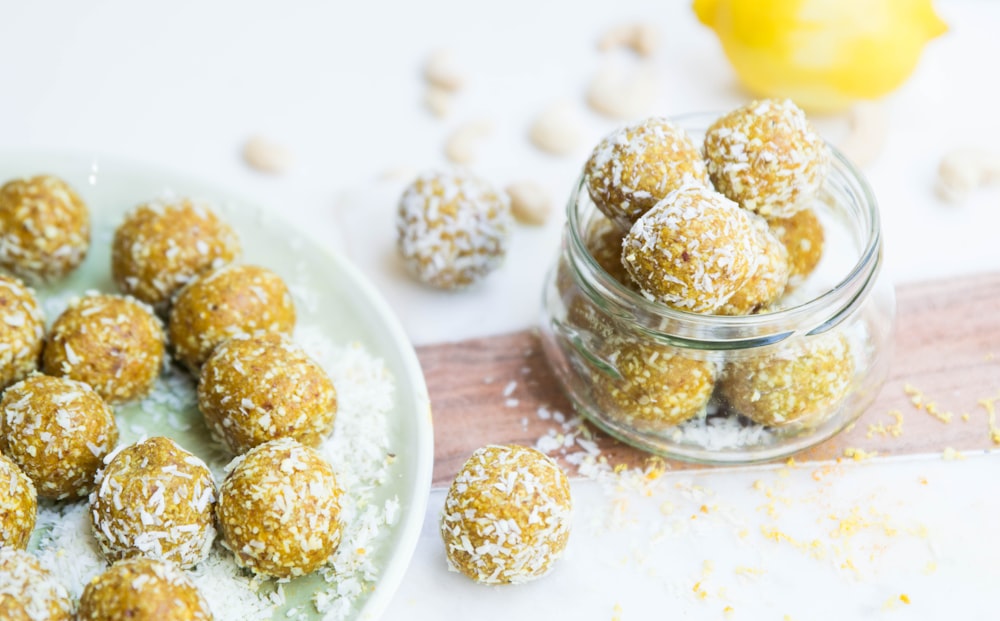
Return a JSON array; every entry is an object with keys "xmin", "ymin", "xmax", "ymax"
[{"xmin": 539, "ymin": 108, "xmax": 895, "ymax": 464}]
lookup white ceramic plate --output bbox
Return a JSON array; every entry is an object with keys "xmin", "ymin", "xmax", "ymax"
[{"xmin": 4, "ymin": 152, "xmax": 433, "ymax": 620}]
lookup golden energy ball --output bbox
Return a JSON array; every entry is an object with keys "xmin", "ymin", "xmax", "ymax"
[
  {"xmin": 718, "ymin": 216, "xmax": 791, "ymax": 315},
  {"xmin": 0, "ymin": 453, "xmax": 36, "ymax": 550},
  {"xmin": 0, "ymin": 548, "xmax": 73, "ymax": 621},
  {"xmin": 77, "ymin": 558, "xmax": 213, "ymax": 621},
  {"xmin": 767, "ymin": 207, "xmax": 825, "ymax": 287},
  {"xmin": 0, "ymin": 275, "xmax": 45, "ymax": 389}
]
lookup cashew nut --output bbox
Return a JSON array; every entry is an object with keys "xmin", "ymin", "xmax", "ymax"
[
  {"xmin": 597, "ymin": 23, "xmax": 660, "ymax": 57},
  {"xmin": 529, "ymin": 101, "xmax": 585, "ymax": 156},
  {"xmin": 444, "ymin": 120, "xmax": 493, "ymax": 165},
  {"xmin": 423, "ymin": 49, "xmax": 465, "ymax": 92},
  {"xmin": 835, "ymin": 102, "xmax": 888, "ymax": 169},
  {"xmin": 936, "ymin": 148, "xmax": 1000, "ymax": 204},
  {"xmin": 242, "ymin": 136, "xmax": 294, "ymax": 174},
  {"xmin": 506, "ymin": 181, "xmax": 553, "ymax": 226},
  {"xmin": 586, "ymin": 61, "xmax": 658, "ymax": 120}
]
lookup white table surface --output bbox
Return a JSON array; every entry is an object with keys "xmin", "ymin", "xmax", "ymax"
[{"xmin": 3, "ymin": 1, "xmax": 999, "ymax": 619}]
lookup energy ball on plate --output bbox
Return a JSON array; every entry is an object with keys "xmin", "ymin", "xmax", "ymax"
[
  {"xmin": 216, "ymin": 438, "xmax": 343, "ymax": 579},
  {"xmin": 704, "ymin": 99, "xmax": 829, "ymax": 218},
  {"xmin": 90, "ymin": 436, "xmax": 216, "ymax": 569},
  {"xmin": 111, "ymin": 198, "xmax": 240, "ymax": 309},
  {"xmin": 584, "ymin": 117, "xmax": 709, "ymax": 229},
  {"xmin": 77, "ymin": 557, "xmax": 213, "ymax": 621},
  {"xmin": 0, "ymin": 548, "xmax": 73, "ymax": 621},
  {"xmin": 720, "ymin": 332, "xmax": 854, "ymax": 427},
  {"xmin": 396, "ymin": 169, "xmax": 512, "ymax": 290},
  {"xmin": 718, "ymin": 216, "xmax": 790, "ymax": 316},
  {"xmin": 198, "ymin": 333, "xmax": 337, "ymax": 454},
  {"xmin": 168, "ymin": 264, "xmax": 296, "ymax": 373},
  {"xmin": 42, "ymin": 293, "xmax": 164, "ymax": 403},
  {"xmin": 622, "ymin": 185, "xmax": 759, "ymax": 313},
  {"xmin": 0, "ymin": 174, "xmax": 90, "ymax": 283},
  {"xmin": 767, "ymin": 208, "xmax": 825, "ymax": 287},
  {"xmin": 0, "ymin": 453, "xmax": 36, "ymax": 550},
  {"xmin": 0, "ymin": 374, "xmax": 117, "ymax": 500},
  {"xmin": 0, "ymin": 275, "xmax": 45, "ymax": 389}
]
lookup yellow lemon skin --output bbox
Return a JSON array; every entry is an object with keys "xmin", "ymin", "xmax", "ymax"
[{"xmin": 694, "ymin": 0, "xmax": 947, "ymax": 113}]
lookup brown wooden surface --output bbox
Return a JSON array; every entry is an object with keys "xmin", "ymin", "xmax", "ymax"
[{"xmin": 418, "ymin": 272, "xmax": 1000, "ymax": 487}]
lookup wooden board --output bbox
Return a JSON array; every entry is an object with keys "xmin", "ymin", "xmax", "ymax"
[{"xmin": 418, "ymin": 272, "xmax": 1000, "ymax": 487}]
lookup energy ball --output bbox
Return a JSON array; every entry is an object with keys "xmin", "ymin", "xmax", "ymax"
[
  {"xmin": 0, "ymin": 175, "xmax": 90, "ymax": 283},
  {"xmin": 198, "ymin": 333, "xmax": 337, "ymax": 454},
  {"xmin": 704, "ymin": 99, "xmax": 829, "ymax": 218},
  {"xmin": 720, "ymin": 333, "xmax": 854, "ymax": 427},
  {"xmin": 90, "ymin": 437, "xmax": 216, "ymax": 569},
  {"xmin": 584, "ymin": 117, "xmax": 709, "ymax": 229},
  {"xmin": 216, "ymin": 438, "xmax": 343, "ymax": 579},
  {"xmin": 42, "ymin": 294, "xmax": 164, "ymax": 403},
  {"xmin": 718, "ymin": 216, "xmax": 790, "ymax": 316},
  {"xmin": 77, "ymin": 558, "xmax": 213, "ymax": 621},
  {"xmin": 622, "ymin": 185, "xmax": 759, "ymax": 313},
  {"xmin": 582, "ymin": 216, "xmax": 634, "ymax": 289},
  {"xmin": 441, "ymin": 444, "xmax": 571, "ymax": 584},
  {"xmin": 0, "ymin": 453, "xmax": 36, "ymax": 549},
  {"xmin": 0, "ymin": 548, "xmax": 73, "ymax": 621},
  {"xmin": 0, "ymin": 374, "xmax": 117, "ymax": 500},
  {"xmin": 767, "ymin": 208, "xmax": 825, "ymax": 287},
  {"xmin": 0, "ymin": 275, "xmax": 45, "ymax": 389},
  {"xmin": 112, "ymin": 198, "xmax": 240, "ymax": 309},
  {"xmin": 396, "ymin": 169, "xmax": 512, "ymax": 290},
  {"xmin": 168, "ymin": 264, "xmax": 295, "ymax": 373}
]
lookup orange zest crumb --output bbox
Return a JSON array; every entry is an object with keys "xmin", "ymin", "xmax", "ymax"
[
  {"xmin": 900, "ymin": 594, "xmax": 911, "ymax": 605},
  {"xmin": 723, "ymin": 605, "xmax": 735, "ymax": 618}
]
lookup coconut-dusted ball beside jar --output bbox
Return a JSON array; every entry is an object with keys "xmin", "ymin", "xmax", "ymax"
[
  {"xmin": 0, "ymin": 174, "xmax": 90, "ymax": 283},
  {"xmin": 0, "ymin": 453, "xmax": 36, "ymax": 550},
  {"xmin": 0, "ymin": 548, "xmax": 73, "ymax": 621},
  {"xmin": 77, "ymin": 558, "xmax": 213, "ymax": 621},
  {"xmin": 42, "ymin": 293, "xmax": 164, "ymax": 403},
  {"xmin": 0, "ymin": 275, "xmax": 45, "ymax": 389},
  {"xmin": 1, "ymin": 374, "xmax": 117, "ymax": 500}
]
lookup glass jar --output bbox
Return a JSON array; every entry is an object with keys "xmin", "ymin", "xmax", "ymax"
[{"xmin": 539, "ymin": 113, "xmax": 895, "ymax": 464}]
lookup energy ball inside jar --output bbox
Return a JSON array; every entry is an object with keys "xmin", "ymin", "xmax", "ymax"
[
  {"xmin": 0, "ymin": 453, "xmax": 36, "ymax": 549},
  {"xmin": 0, "ymin": 175, "xmax": 90, "ymax": 283},
  {"xmin": 718, "ymin": 216, "xmax": 790, "ymax": 316},
  {"xmin": 216, "ymin": 438, "xmax": 343, "ymax": 579},
  {"xmin": 0, "ymin": 548, "xmax": 73, "ymax": 621},
  {"xmin": 43, "ymin": 294, "xmax": 164, "ymax": 403},
  {"xmin": 112, "ymin": 198, "xmax": 240, "ymax": 309},
  {"xmin": 1, "ymin": 374, "xmax": 117, "ymax": 500},
  {"xmin": 704, "ymin": 99, "xmax": 829, "ymax": 218},
  {"xmin": 720, "ymin": 333, "xmax": 854, "ymax": 427},
  {"xmin": 585, "ymin": 117, "xmax": 709, "ymax": 229},
  {"xmin": 396, "ymin": 169, "xmax": 512, "ymax": 290},
  {"xmin": 168, "ymin": 264, "xmax": 295, "ymax": 373},
  {"xmin": 198, "ymin": 333, "xmax": 337, "ymax": 454},
  {"xmin": 622, "ymin": 185, "xmax": 759, "ymax": 313},
  {"xmin": 0, "ymin": 275, "xmax": 45, "ymax": 389},
  {"xmin": 441, "ymin": 444, "xmax": 571, "ymax": 584},
  {"xmin": 77, "ymin": 558, "xmax": 213, "ymax": 621},
  {"xmin": 768, "ymin": 208, "xmax": 825, "ymax": 287},
  {"xmin": 90, "ymin": 437, "xmax": 216, "ymax": 569}
]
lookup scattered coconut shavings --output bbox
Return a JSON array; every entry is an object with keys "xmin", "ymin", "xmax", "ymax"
[
  {"xmin": 942, "ymin": 447, "xmax": 965, "ymax": 460},
  {"xmin": 977, "ymin": 393, "xmax": 1000, "ymax": 444},
  {"xmin": 843, "ymin": 447, "xmax": 878, "ymax": 462},
  {"xmin": 903, "ymin": 383, "xmax": 953, "ymax": 423},
  {"xmin": 867, "ymin": 410, "xmax": 905, "ymax": 439}
]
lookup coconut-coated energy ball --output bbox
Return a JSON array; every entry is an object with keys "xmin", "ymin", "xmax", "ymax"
[
  {"xmin": 720, "ymin": 332, "xmax": 854, "ymax": 427},
  {"xmin": 198, "ymin": 333, "xmax": 337, "ymax": 454},
  {"xmin": 90, "ymin": 437, "xmax": 216, "ymax": 569},
  {"xmin": 582, "ymin": 216, "xmax": 634, "ymax": 288},
  {"xmin": 396, "ymin": 169, "xmax": 512, "ymax": 290},
  {"xmin": 622, "ymin": 185, "xmax": 759, "ymax": 313},
  {"xmin": 168, "ymin": 264, "xmax": 296, "ymax": 373},
  {"xmin": 704, "ymin": 99, "xmax": 829, "ymax": 218},
  {"xmin": 1, "ymin": 374, "xmax": 117, "ymax": 500},
  {"xmin": 0, "ymin": 175, "xmax": 90, "ymax": 283},
  {"xmin": 441, "ymin": 444, "xmax": 571, "ymax": 584},
  {"xmin": 0, "ymin": 548, "xmax": 73, "ymax": 621},
  {"xmin": 42, "ymin": 294, "xmax": 164, "ymax": 403},
  {"xmin": 0, "ymin": 453, "xmax": 36, "ymax": 550},
  {"xmin": 216, "ymin": 438, "xmax": 343, "ymax": 579},
  {"xmin": 585, "ymin": 118, "xmax": 709, "ymax": 229},
  {"xmin": 77, "ymin": 558, "xmax": 213, "ymax": 621},
  {"xmin": 767, "ymin": 208, "xmax": 825, "ymax": 287},
  {"xmin": 0, "ymin": 275, "xmax": 45, "ymax": 389},
  {"xmin": 718, "ymin": 216, "xmax": 790, "ymax": 316},
  {"xmin": 112, "ymin": 198, "xmax": 240, "ymax": 310}
]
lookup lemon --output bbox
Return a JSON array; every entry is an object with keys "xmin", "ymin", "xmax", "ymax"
[{"xmin": 694, "ymin": 0, "xmax": 947, "ymax": 113}]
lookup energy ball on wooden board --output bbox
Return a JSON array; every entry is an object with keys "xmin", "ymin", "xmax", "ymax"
[
  {"xmin": 622, "ymin": 185, "xmax": 760, "ymax": 313},
  {"xmin": 0, "ymin": 374, "xmax": 117, "ymax": 500},
  {"xmin": 396, "ymin": 169, "xmax": 512, "ymax": 290},
  {"xmin": 198, "ymin": 333, "xmax": 337, "ymax": 454},
  {"xmin": 718, "ymin": 216, "xmax": 791, "ymax": 316},
  {"xmin": 767, "ymin": 208, "xmax": 825, "ymax": 287},
  {"xmin": 168, "ymin": 264, "xmax": 296, "ymax": 374},
  {"xmin": 0, "ymin": 452, "xmax": 36, "ymax": 550},
  {"xmin": 704, "ymin": 99, "xmax": 829, "ymax": 218},
  {"xmin": 719, "ymin": 332, "xmax": 854, "ymax": 427},
  {"xmin": 0, "ymin": 275, "xmax": 45, "ymax": 389},
  {"xmin": 0, "ymin": 175, "xmax": 90, "ymax": 283},
  {"xmin": 42, "ymin": 293, "xmax": 164, "ymax": 403},
  {"xmin": 216, "ymin": 438, "xmax": 343, "ymax": 579},
  {"xmin": 440, "ymin": 444, "xmax": 572, "ymax": 585},
  {"xmin": 584, "ymin": 117, "xmax": 709, "ymax": 229},
  {"xmin": 111, "ymin": 198, "xmax": 240, "ymax": 310},
  {"xmin": 0, "ymin": 548, "xmax": 73, "ymax": 621},
  {"xmin": 77, "ymin": 557, "xmax": 213, "ymax": 621},
  {"xmin": 90, "ymin": 436, "xmax": 216, "ymax": 569}
]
